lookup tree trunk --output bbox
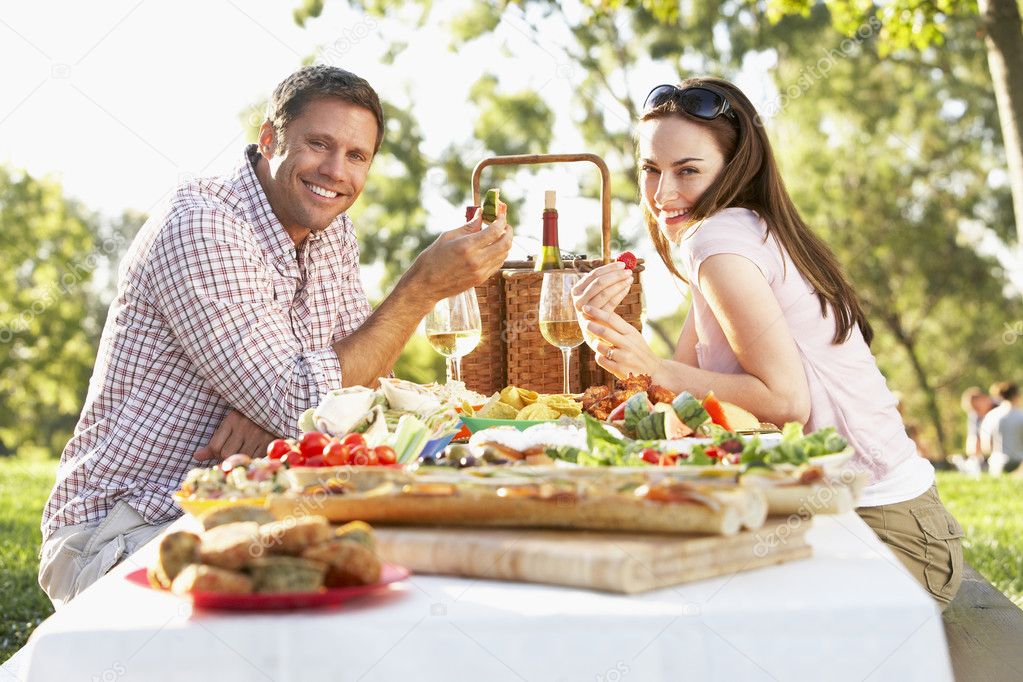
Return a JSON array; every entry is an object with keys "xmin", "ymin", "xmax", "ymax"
[
  {"xmin": 880, "ymin": 312, "xmax": 948, "ymax": 458},
  {"xmin": 978, "ymin": 0, "xmax": 1023, "ymax": 247}
]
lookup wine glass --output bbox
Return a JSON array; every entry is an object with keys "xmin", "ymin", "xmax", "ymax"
[
  {"xmin": 425, "ymin": 289, "xmax": 482, "ymax": 383},
  {"xmin": 539, "ymin": 271, "xmax": 584, "ymax": 394}
]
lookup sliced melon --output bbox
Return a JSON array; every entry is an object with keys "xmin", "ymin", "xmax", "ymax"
[
  {"xmin": 623, "ymin": 392, "xmax": 652, "ymax": 431},
  {"xmin": 720, "ymin": 401, "xmax": 761, "ymax": 431}
]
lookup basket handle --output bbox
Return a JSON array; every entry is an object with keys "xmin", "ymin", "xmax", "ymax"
[{"xmin": 471, "ymin": 153, "xmax": 612, "ymax": 264}]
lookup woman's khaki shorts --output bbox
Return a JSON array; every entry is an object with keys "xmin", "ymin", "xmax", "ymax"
[{"xmin": 857, "ymin": 485, "xmax": 965, "ymax": 609}]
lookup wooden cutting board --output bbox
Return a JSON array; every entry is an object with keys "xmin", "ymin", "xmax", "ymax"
[{"xmin": 373, "ymin": 517, "xmax": 811, "ymax": 594}]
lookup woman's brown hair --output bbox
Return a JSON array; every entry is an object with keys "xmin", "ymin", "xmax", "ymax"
[{"xmin": 641, "ymin": 76, "xmax": 873, "ymax": 345}]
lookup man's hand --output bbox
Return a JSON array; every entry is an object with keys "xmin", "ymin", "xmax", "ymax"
[
  {"xmin": 331, "ymin": 207, "xmax": 513, "ymax": 387},
  {"xmin": 194, "ymin": 409, "xmax": 278, "ymax": 461},
  {"xmin": 404, "ymin": 207, "xmax": 513, "ymax": 303}
]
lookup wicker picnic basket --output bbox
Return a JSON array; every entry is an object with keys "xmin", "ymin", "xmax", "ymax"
[{"xmin": 459, "ymin": 153, "xmax": 644, "ymax": 396}]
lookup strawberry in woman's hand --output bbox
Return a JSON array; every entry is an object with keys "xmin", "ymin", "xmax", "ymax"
[{"xmin": 616, "ymin": 251, "xmax": 637, "ymax": 270}]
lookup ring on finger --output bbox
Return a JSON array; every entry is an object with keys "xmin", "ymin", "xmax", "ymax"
[{"xmin": 606, "ymin": 346, "xmax": 616, "ymax": 362}]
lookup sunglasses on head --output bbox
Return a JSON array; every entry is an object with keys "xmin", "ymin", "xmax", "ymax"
[{"xmin": 643, "ymin": 84, "xmax": 736, "ymax": 121}]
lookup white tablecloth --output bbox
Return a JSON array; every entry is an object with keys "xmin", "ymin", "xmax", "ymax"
[{"xmin": 19, "ymin": 512, "xmax": 953, "ymax": 682}]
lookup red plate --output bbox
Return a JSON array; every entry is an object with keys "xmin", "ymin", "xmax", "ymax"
[{"xmin": 126, "ymin": 564, "xmax": 410, "ymax": 611}]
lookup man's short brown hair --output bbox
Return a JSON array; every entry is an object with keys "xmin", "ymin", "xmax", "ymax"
[
  {"xmin": 994, "ymin": 381, "xmax": 1020, "ymax": 402},
  {"xmin": 266, "ymin": 65, "xmax": 384, "ymax": 154}
]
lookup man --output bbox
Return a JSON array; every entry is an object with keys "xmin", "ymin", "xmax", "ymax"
[
  {"xmin": 959, "ymin": 386, "xmax": 995, "ymax": 472},
  {"xmin": 981, "ymin": 382, "xmax": 1023, "ymax": 475},
  {"xmin": 39, "ymin": 66, "xmax": 513, "ymax": 605}
]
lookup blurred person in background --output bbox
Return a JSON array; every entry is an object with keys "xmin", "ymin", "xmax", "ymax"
[
  {"xmin": 980, "ymin": 382, "xmax": 1023, "ymax": 476},
  {"xmin": 961, "ymin": 386, "xmax": 995, "ymax": 470}
]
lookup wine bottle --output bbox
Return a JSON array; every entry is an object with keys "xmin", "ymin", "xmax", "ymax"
[{"xmin": 534, "ymin": 190, "xmax": 563, "ymax": 271}]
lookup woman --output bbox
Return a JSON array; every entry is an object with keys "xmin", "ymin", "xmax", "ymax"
[{"xmin": 573, "ymin": 77, "xmax": 963, "ymax": 608}]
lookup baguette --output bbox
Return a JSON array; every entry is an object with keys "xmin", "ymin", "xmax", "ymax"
[{"xmin": 271, "ymin": 490, "xmax": 746, "ymax": 536}]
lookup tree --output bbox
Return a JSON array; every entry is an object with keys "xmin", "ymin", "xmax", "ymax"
[
  {"xmin": 0, "ymin": 168, "xmax": 131, "ymax": 458},
  {"xmin": 765, "ymin": 0, "xmax": 1023, "ymax": 248}
]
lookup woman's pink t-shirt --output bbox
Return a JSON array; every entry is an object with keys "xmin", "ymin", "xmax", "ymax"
[{"xmin": 678, "ymin": 208, "xmax": 933, "ymax": 506}]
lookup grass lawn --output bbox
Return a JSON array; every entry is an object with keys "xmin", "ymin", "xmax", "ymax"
[
  {"xmin": 0, "ymin": 457, "xmax": 56, "ymax": 663},
  {"xmin": 936, "ymin": 470, "xmax": 1023, "ymax": 607},
  {"xmin": 0, "ymin": 460, "xmax": 1019, "ymax": 664}
]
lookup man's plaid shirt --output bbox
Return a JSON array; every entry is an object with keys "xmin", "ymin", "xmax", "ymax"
[{"xmin": 42, "ymin": 145, "xmax": 371, "ymax": 539}]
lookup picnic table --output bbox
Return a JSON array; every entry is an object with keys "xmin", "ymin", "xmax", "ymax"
[{"xmin": 19, "ymin": 512, "xmax": 953, "ymax": 682}]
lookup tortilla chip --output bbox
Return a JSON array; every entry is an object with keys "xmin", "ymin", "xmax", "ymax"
[
  {"xmin": 517, "ymin": 389, "xmax": 539, "ymax": 405},
  {"xmin": 516, "ymin": 403, "xmax": 560, "ymax": 420},
  {"xmin": 478, "ymin": 395, "xmax": 519, "ymax": 420},
  {"xmin": 498, "ymin": 386, "xmax": 532, "ymax": 410},
  {"xmin": 498, "ymin": 386, "xmax": 523, "ymax": 410},
  {"xmin": 538, "ymin": 395, "xmax": 582, "ymax": 417}
]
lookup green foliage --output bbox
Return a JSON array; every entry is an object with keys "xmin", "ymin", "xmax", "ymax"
[
  {"xmin": 764, "ymin": 0, "xmax": 978, "ymax": 55},
  {"xmin": 392, "ymin": 332, "xmax": 446, "ymax": 384},
  {"xmin": 937, "ymin": 471, "xmax": 1023, "ymax": 606},
  {"xmin": 0, "ymin": 457, "xmax": 56, "ymax": 661},
  {"xmin": 0, "ymin": 169, "xmax": 131, "ymax": 458},
  {"xmin": 348, "ymin": 101, "xmax": 438, "ymax": 290},
  {"xmin": 447, "ymin": 3, "xmax": 502, "ymax": 46},
  {"xmin": 436, "ymin": 74, "xmax": 555, "ymax": 222},
  {"xmin": 292, "ymin": 0, "xmax": 324, "ymax": 27}
]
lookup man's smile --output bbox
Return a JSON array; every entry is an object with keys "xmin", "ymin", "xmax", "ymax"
[{"xmin": 302, "ymin": 180, "xmax": 340, "ymax": 200}]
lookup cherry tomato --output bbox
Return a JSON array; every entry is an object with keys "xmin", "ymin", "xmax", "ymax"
[
  {"xmin": 704, "ymin": 446, "xmax": 725, "ymax": 461},
  {"xmin": 281, "ymin": 450, "xmax": 306, "ymax": 467},
  {"xmin": 299, "ymin": 432, "xmax": 332, "ymax": 459},
  {"xmin": 659, "ymin": 452, "xmax": 679, "ymax": 466},
  {"xmin": 266, "ymin": 439, "xmax": 294, "ymax": 460},
  {"xmin": 304, "ymin": 454, "xmax": 327, "ymax": 468},
  {"xmin": 375, "ymin": 445, "xmax": 397, "ymax": 465},
  {"xmin": 323, "ymin": 441, "xmax": 349, "ymax": 466},
  {"xmin": 641, "ymin": 448, "xmax": 661, "ymax": 465},
  {"xmin": 341, "ymin": 433, "xmax": 366, "ymax": 449},
  {"xmin": 350, "ymin": 445, "xmax": 370, "ymax": 466}
]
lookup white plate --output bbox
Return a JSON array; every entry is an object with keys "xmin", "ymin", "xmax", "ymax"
[{"xmin": 808, "ymin": 447, "xmax": 855, "ymax": 471}]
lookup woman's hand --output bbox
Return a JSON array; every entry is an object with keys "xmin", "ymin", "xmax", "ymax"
[
  {"xmin": 572, "ymin": 262, "xmax": 633, "ymax": 316},
  {"xmin": 581, "ymin": 305, "xmax": 661, "ymax": 379}
]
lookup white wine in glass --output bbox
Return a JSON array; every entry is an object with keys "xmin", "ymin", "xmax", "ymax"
[
  {"xmin": 539, "ymin": 271, "xmax": 583, "ymax": 394},
  {"xmin": 425, "ymin": 289, "xmax": 482, "ymax": 383}
]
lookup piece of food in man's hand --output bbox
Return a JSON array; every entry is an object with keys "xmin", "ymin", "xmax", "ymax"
[
  {"xmin": 171, "ymin": 564, "xmax": 253, "ymax": 595},
  {"xmin": 148, "ymin": 531, "xmax": 201, "ymax": 589},
  {"xmin": 199, "ymin": 504, "xmax": 275, "ymax": 531},
  {"xmin": 246, "ymin": 556, "xmax": 327, "ymax": 593},
  {"xmin": 198, "ymin": 521, "xmax": 260, "ymax": 570},
  {"xmin": 482, "ymin": 188, "xmax": 501, "ymax": 223},
  {"xmin": 257, "ymin": 516, "xmax": 333, "ymax": 556},
  {"xmin": 302, "ymin": 538, "xmax": 382, "ymax": 587}
]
